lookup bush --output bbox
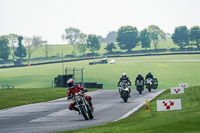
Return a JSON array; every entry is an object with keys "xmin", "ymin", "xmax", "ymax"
[{"xmin": 64, "ymin": 54, "xmax": 74, "ymax": 58}]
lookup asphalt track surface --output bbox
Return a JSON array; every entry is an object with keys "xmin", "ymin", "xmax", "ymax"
[{"xmin": 0, "ymin": 89, "xmax": 165, "ymax": 133}]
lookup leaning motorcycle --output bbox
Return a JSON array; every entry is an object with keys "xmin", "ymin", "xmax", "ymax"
[
  {"xmin": 136, "ymin": 80, "xmax": 144, "ymax": 94},
  {"xmin": 72, "ymin": 92, "xmax": 94, "ymax": 120},
  {"xmin": 119, "ymin": 82, "xmax": 130, "ymax": 102},
  {"xmin": 145, "ymin": 78, "xmax": 153, "ymax": 92}
]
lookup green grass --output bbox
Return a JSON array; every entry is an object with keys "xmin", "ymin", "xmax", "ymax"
[
  {"xmin": 57, "ymin": 86, "xmax": 200, "ymax": 133},
  {"xmin": 1, "ymin": 54, "xmax": 200, "ymax": 132},
  {"xmin": 0, "ymin": 87, "xmax": 98, "ymax": 110},
  {"xmin": 1, "ymin": 54, "xmax": 200, "ymax": 89}
]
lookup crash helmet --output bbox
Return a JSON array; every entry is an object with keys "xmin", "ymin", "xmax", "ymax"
[
  {"xmin": 148, "ymin": 72, "xmax": 151, "ymax": 75},
  {"xmin": 67, "ymin": 78, "xmax": 74, "ymax": 87},
  {"xmin": 122, "ymin": 73, "xmax": 127, "ymax": 78},
  {"xmin": 138, "ymin": 73, "xmax": 141, "ymax": 76}
]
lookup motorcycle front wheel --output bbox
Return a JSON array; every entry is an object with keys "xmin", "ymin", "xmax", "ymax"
[
  {"xmin": 137, "ymin": 87, "xmax": 142, "ymax": 94},
  {"xmin": 148, "ymin": 87, "xmax": 151, "ymax": 92},
  {"xmin": 86, "ymin": 104, "xmax": 94, "ymax": 119},
  {"xmin": 122, "ymin": 92, "xmax": 128, "ymax": 102},
  {"xmin": 79, "ymin": 105, "xmax": 89, "ymax": 120}
]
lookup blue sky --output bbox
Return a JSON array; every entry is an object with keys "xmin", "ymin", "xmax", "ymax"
[{"xmin": 0, "ymin": 0, "xmax": 200, "ymax": 44}]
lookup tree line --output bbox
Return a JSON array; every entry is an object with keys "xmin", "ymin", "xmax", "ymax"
[
  {"xmin": 0, "ymin": 25, "xmax": 199, "ymax": 62},
  {"xmin": 61, "ymin": 25, "xmax": 200, "ymax": 55},
  {"xmin": 0, "ymin": 34, "xmax": 48, "ymax": 62}
]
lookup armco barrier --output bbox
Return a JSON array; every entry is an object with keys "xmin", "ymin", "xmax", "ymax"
[{"xmin": 1, "ymin": 52, "xmax": 200, "ymax": 69}]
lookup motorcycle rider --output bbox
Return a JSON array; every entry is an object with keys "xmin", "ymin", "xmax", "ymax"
[
  {"xmin": 135, "ymin": 73, "xmax": 144, "ymax": 87},
  {"xmin": 145, "ymin": 72, "xmax": 154, "ymax": 80},
  {"xmin": 118, "ymin": 73, "xmax": 132, "ymax": 97},
  {"xmin": 145, "ymin": 72, "xmax": 154, "ymax": 84},
  {"xmin": 67, "ymin": 78, "xmax": 94, "ymax": 114}
]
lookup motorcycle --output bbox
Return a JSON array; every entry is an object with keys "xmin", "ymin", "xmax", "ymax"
[
  {"xmin": 71, "ymin": 92, "xmax": 94, "ymax": 120},
  {"xmin": 136, "ymin": 80, "xmax": 144, "ymax": 94},
  {"xmin": 119, "ymin": 82, "xmax": 130, "ymax": 102},
  {"xmin": 145, "ymin": 78, "xmax": 153, "ymax": 92},
  {"xmin": 152, "ymin": 78, "xmax": 158, "ymax": 89}
]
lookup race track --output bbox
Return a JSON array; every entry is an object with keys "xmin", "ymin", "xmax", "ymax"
[{"xmin": 0, "ymin": 89, "xmax": 165, "ymax": 133}]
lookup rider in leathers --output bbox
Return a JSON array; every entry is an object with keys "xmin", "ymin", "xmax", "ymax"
[
  {"xmin": 135, "ymin": 73, "xmax": 144, "ymax": 85},
  {"xmin": 145, "ymin": 72, "xmax": 154, "ymax": 84},
  {"xmin": 67, "ymin": 78, "xmax": 93, "ymax": 114},
  {"xmin": 118, "ymin": 73, "xmax": 132, "ymax": 97},
  {"xmin": 135, "ymin": 73, "xmax": 144, "ymax": 90},
  {"xmin": 145, "ymin": 72, "xmax": 154, "ymax": 80}
]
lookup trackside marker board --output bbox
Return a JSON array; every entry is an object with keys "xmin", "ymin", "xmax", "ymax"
[
  {"xmin": 179, "ymin": 83, "xmax": 188, "ymax": 88},
  {"xmin": 157, "ymin": 99, "xmax": 181, "ymax": 111},
  {"xmin": 171, "ymin": 87, "xmax": 184, "ymax": 94}
]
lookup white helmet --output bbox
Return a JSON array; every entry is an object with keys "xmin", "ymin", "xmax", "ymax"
[
  {"xmin": 122, "ymin": 73, "xmax": 127, "ymax": 78},
  {"xmin": 67, "ymin": 78, "xmax": 74, "ymax": 87}
]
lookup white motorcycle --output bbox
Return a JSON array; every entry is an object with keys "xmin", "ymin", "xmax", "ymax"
[
  {"xmin": 145, "ymin": 78, "xmax": 153, "ymax": 92},
  {"xmin": 119, "ymin": 82, "xmax": 130, "ymax": 102}
]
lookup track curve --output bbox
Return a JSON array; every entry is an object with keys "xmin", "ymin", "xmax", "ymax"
[{"xmin": 0, "ymin": 89, "xmax": 165, "ymax": 133}]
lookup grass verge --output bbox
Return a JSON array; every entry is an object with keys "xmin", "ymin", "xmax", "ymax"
[
  {"xmin": 58, "ymin": 86, "xmax": 200, "ymax": 133},
  {"xmin": 0, "ymin": 87, "xmax": 98, "ymax": 110},
  {"xmin": 1, "ymin": 54, "xmax": 200, "ymax": 89}
]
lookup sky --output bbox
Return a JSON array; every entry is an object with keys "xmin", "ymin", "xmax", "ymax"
[{"xmin": 0, "ymin": 0, "xmax": 200, "ymax": 44}]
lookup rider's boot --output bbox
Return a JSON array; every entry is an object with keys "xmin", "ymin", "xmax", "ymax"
[
  {"xmin": 119, "ymin": 89, "xmax": 122, "ymax": 98},
  {"xmin": 119, "ymin": 92, "xmax": 122, "ymax": 98},
  {"xmin": 89, "ymin": 101, "xmax": 94, "ymax": 112},
  {"xmin": 73, "ymin": 107, "xmax": 81, "ymax": 115},
  {"xmin": 128, "ymin": 88, "xmax": 131, "ymax": 97}
]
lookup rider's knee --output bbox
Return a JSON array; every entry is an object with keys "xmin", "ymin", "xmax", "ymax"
[
  {"xmin": 86, "ymin": 96, "xmax": 91, "ymax": 101},
  {"xmin": 68, "ymin": 103, "xmax": 73, "ymax": 110}
]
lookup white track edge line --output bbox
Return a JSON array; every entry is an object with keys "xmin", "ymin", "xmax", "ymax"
[{"xmin": 114, "ymin": 89, "xmax": 166, "ymax": 121}]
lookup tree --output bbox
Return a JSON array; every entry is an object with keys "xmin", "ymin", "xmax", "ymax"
[
  {"xmin": 105, "ymin": 31, "xmax": 117, "ymax": 43},
  {"xmin": 24, "ymin": 35, "xmax": 45, "ymax": 61},
  {"xmin": 62, "ymin": 27, "xmax": 80, "ymax": 44},
  {"xmin": 147, "ymin": 25, "xmax": 166, "ymax": 50},
  {"xmin": 0, "ymin": 36, "xmax": 10, "ymax": 61},
  {"xmin": 7, "ymin": 34, "xmax": 18, "ymax": 60},
  {"xmin": 14, "ymin": 36, "xmax": 27, "ymax": 59},
  {"xmin": 97, "ymin": 35, "xmax": 106, "ymax": 43},
  {"xmin": 189, "ymin": 26, "xmax": 200, "ymax": 49},
  {"xmin": 172, "ymin": 26, "xmax": 189, "ymax": 48},
  {"xmin": 87, "ymin": 34, "xmax": 101, "ymax": 54},
  {"xmin": 139, "ymin": 29, "xmax": 151, "ymax": 50},
  {"xmin": 43, "ymin": 41, "xmax": 51, "ymax": 59},
  {"xmin": 75, "ymin": 33, "xmax": 88, "ymax": 56},
  {"xmin": 116, "ymin": 26, "xmax": 139, "ymax": 51},
  {"xmin": 104, "ymin": 42, "xmax": 117, "ymax": 53}
]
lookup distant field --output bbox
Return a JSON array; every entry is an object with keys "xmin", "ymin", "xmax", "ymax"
[{"xmin": 0, "ymin": 54, "xmax": 200, "ymax": 89}]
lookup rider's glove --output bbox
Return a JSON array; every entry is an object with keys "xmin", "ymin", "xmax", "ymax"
[{"xmin": 83, "ymin": 88, "xmax": 87, "ymax": 93}]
